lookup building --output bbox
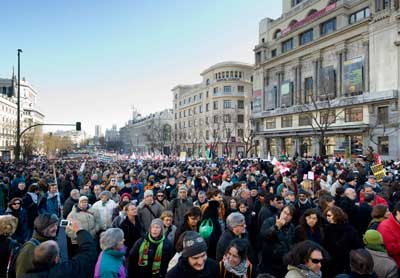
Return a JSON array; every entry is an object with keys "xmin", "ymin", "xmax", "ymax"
[
  {"xmin": 0, "ymin": 75, "xmax": 45, "ymax": 159},
  {"xmin": 252, "ymin": 0, "xmax": 400, "ymax": 160},
  {"xmin": 53, "ymin": 130, "xmax": 87, "ymax": 146},
  {"xmin": 119, "ymin": 109, "xmax": 173, "ymax": 155},
  {"xmin": 172, "ymin": 62, "xmax": 254, "ymax": 158},
  {"xmin": 105, "ymin": 124, "xmax": 119, "ymax": 143}
]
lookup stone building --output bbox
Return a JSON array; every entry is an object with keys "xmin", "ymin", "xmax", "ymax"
[
  {"xmin": 172, "ymin": 62, "xmax": 254, "ymax": 158},
  {"xmin": 252, "ymin": 0, "xmax": 400, "ymax": 160}
]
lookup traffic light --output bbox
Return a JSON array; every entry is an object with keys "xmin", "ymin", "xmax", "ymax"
[{"xmin": 76, "ymin": 122, "xmax": 81, "ymax": 131}]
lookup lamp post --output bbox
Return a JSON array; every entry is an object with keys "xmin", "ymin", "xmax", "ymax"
[{"xmin": 15, "ymin": 49, "xmax": 23, "ymax": 161}]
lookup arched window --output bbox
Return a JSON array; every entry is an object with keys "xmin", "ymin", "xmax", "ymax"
[
  {"xmin": 307, "ymin": 9, "xmax": 317, "ymax": 16},
  {"xmin": 289, "ymin": 19, "xmax": 298, "ymax": 27},
  {"xmin": 273, "ymin": 29, "xmax": 282, "ymax": 39}
]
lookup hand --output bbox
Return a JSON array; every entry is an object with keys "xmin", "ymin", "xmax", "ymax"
[
  {"xmin": 275, "ymin": 216, "xmax": 286, "ymax": 229},
  {"xmin": 67, "ymin": 219, "xmax": 83, "ymax": 233}
]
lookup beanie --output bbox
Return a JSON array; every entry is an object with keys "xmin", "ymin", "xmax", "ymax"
[
  {"xmin": 150, "ymin": 218, "xmax": 164, "ymax": 235},
  {"xmin": 34, "ymin": 213, "xmax": 59, "ymax": 234},
  {"xmin": 363, "ymin": 230, "xmax": 386, "ymax": 252},
  {"xmin": 182, "ymin": 231, "xmax": 208, "ymax": 258},
  {"xmin": 79, "ymin": 196, "xmax": 88, "ymax": 203}
]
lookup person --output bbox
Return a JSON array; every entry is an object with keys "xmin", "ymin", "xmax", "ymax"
[
  {"xmin": 219, "ymin": 239, "xmax": 255, "ymax": 278},
  {"xmin": 174, "ymin": 206, "xmax": 202, "ymax": 244},
  {"xmin": 0, "ymin": 215, "xmax": 19, "ymax": 278},
  {"xmin": 15, "ymin": 213, "xmax": 59, "ymax": 276},
  {"xmin": 336, "ymin": 249, "xmax": 378, "ymax": 278},
  {"xmin": 119, "ymin": 202, "xmax": 144, "ymax": 255},
  {"xmin": 367, "ymin": 204, "xmax": 390, "ymax": 230},
  {"xmin": 38, "ymin": 183, "xmax": 62, "ymax": 218},
  {"xmin": 201, "ymin": 192, "xmax": 223, "ymax": 259},
  {"xmin": 359, "ymin": 184, "xmax": 387, "ymax": 207},
  {"xmin": 155, "ymin": 190, "xmax": 170, "ymax": 210},
  {"xmin": 167, "ymin": 232, "xmax": 186, "ymax": 272},
  {"xmin": 137, "ymin": 190, "xmax": 163, "ymax": 230},
  {"xmin": 127, "ymin": 218, "xmax": 173, "ymax": 278},
  {"xmin": 165, "ymin": 231, "xmax": 219, "ymax": 278},
  {"xmin": 257, "ymin": 194, "xmax": 283, "ymax": 228},
  {"xmin": 92, "ymin": 191, "xmax": 117, "ymax": 230},
  {"xmin": 193, "ymin": 191, "xmax": 207, "ymax": 208},
  {"xmin": 94, "ymin": 228, "xmax": 127, "ymax": 278},
  {"xmin": 216, "ymin": 212, "xmax": 247, "ymax": 262},
  {"xmin": 322, "ymin": 206, "xmax": 362, "ymax": 276},
  {"xmin": 63, "ymin": 189, "xmax": 80, "ymax": 219},
  {"xmin": 22, "ymin": 183, "xmax": 40, "ymax": 238},
  {"xmin": 363, "ymin": 230, "xmax": 398, "ymax": 278},
  {"xmin": 293, "ymin": 189, "xmax": 316, "ymax": 225},
  {"xmin": 5, "ymin": 197, "xmax": 29, "ymax": 243},
  {"xmin": 258, "ymin": 204, "xmax": 296, "ymax": 277},
  {"xmin": 161, "ymin": 210, "xmax": 177, "ymax": 248},
  {"xmin": 225, "ymin": 198, "xmax": 238, "ymax": 217},
  {"xmin": 284, "ymin": 240, "xmax": 326, "ymax": 278},
  {"xmin": 294, "ymin": 208, "xmax": 323, "ymax": 245},
  {"xmin": 356, "ymin": 193, "xmax": 373, "ymax": 234},
  {"xmin": 22, "ymin": 219, "xmax": 97, "ymax": 278},
  {"xmin": 377, "ymin": 201, "xmax": 400, "ymax": 267},
  {"xmin": 169, "ymin": 186, "xmax": 193, "ymax": 227}
]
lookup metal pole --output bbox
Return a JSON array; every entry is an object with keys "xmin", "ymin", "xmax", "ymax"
[{"xmin": 15, "ymin": 49, "xmax": 22, "ymax": 161}]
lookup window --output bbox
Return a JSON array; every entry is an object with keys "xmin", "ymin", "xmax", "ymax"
[
  {"xmin": 320, "ymin": 110, "xmax": 336, "ymax": 124},
  {"xmin": 320, "ymin": 18, "xmax": 336, "ymax": 36},
  {"xmin": 273, "ymin": 29, "xmax": 282, "ymax": 39},
  {"xmin": 206, "ymin": 117, "xmax": 209, "ymax": 124},
  {"xmin": 237, "ymin": 86, "xmax": 244, "ymax": 93},
  {"xmin": 193, "ymin": 107, "xmax": 196, "ymax": 115},
  {"xmin": 265, "ymin": 118, "xmax": 276, "ymax": 129},
  {"xmin": 206, "ymin": 130, "xmax": 210, "ymax": 140},
  {"xmin": 281, "ymin": 116, "xmax": 293, "ymax": 128},
  {"xmin": 206, "ymin": 79, "xmax": 210, "ymax": 85},
  {"xmin": 237, "ymin": 129, "xmax": 244, "ymax": 137},
  {"xmin": 193, "ymin": 95, "xmax": 197, "ymax": 101},
  {"xmin": 378, "ymin": 136, "xmax": 389, "ymax": 155},
  {"xmin": 256, "ymin": 51, "xmax": 262, "ymax": 64},
  {"xmin": 239, "ymin": 72, "xmax": 242, "ymax": 78},
  {"xmin": 206, "ymin": 103, "xmax": 210, "ymax": 112},
  {"xmin": 188, "ymin": 109, "xmax": 192, "ymax": 116},
  {"xmin": 345, "ymin": 107, "xmax": 363, "ymax": 122},
  {"xmin": 213, "ymin": 87, "xmax": 218, "ymax": 95},
  {"xmin": 271, "ymin": 49, "xmax": 277, "ymax": 58},
  {"xmin": 237, "ymin": 114, "xmax": 244, "ymax": 123},
  {"xmin": 188, "ymin": 121, "xmax": 191, "ymax": 127},
  {"xmin": 375, "ymin": 0, "xmax": 390, "ymax": 12},
  {"xmin": 291, "ymin": 0, "xmax": 302, "ymax": 7},
  {"xmin": 282, "ymin": 38, "xmax": 293, "ymax": 53},
  {"xmin": 199, "ymin": 105, "xmax": 203, "ymax": 113},
  {"xmin": 199, "ymin": 93, "xmax": 203, "ymax": 99},
  {"xmin": 299, "ymin": 114, "xmax": 312, "ymax": 126},
  {"xmin": 183, "ymin": 99, "xmax": 186, "ymax": 104},
  {"xmin": 223, "ymin": 114, "xmax": 231, "ymax": 123},
  {"xmin": 189, "ymin": 97, "xmax": 192, "ymax": 103},
  {"xmin": 377, "ymin": 106, "xmax": 389, "ymax": 125},
  {"xmin": 213, "ymin": 130, "xmax": 218, "ymax": 139},
  {"xmin": 223, "ymin": 100, "xmax": 232, "ymax": 109},
  {"xmin": 213, "ymin": 101, "xmax": 218, "ymax": 110},
  {"xmin": 349, "ymin": 7, "xmax": 370, "ymax": 24},
  {"xmin": 174, "ymin": 113, "xmax": 177, "ymax": 119},
  {"xmin": 304, "ymin": 77, "xmax": 313, "ymax": 104},
  {"xmin": 237, "ymin": 100, "xmax": 244, "ymax": 109},
  {"xmin": 206, "ymin": 91, "xmax": 209, "ymax": 98},
  {"xmin": 299, "ymin": 29, "xmax": 313, "ymax": 45},
  {"xmin": 223, "ymin": 86, "xmax": 232, "ymax": 93}
]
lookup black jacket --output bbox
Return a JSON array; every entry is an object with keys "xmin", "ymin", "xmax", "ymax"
[
  {"xmin": 165, "ymin": 257, "xmax": 219, "ymax": 278},
  {"xmin": 62, "ymin": 197, "xmax": 78, "ymax": 219},
  {"xmin": 22, "ymin": 230, "xmax": 97, "ymax": 278},
  {"xmin": 202, "ymin": 200, "xmax": 222, "ymax": 260},
  {"xmin": 120, "ymin": 216, "xmax": 144, "ymax": 254}
]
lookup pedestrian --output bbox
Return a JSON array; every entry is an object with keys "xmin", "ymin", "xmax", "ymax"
[
  {"xmin": 0, "ymin": 215, "xmax": 19, "ymax": 278},
  {"xmin": 367, "ymin": 204, "xmax": 390, "ymax": 230},
  {"xmin": 38, "ymin": 183, "xmax": 62, "ymax": 218},
  {"xmin": 161, "ymin": 210, "xmax": 177, "ymax": 248},
  {"xmin": 92, "ymin": 191, "xmax": 117, "ymax": 230},
  {"xmin": 63, "ymin": 189, "xmax": 80, "ymax": 219},
  {"xmin": 294, "ymin": 208, "xmax": 323, "ymax": 245},
  {"xmin": 137, "ymin": 190, "xmax": 163, "ymax": 230},
  {"xmin": 22, "ymin": 183, "xmax": 40, "ymax": 238},
  {"xmin": 119, "ymin": 202, "xmax": 144, "ymax": 255},
  {"xmin": 219, "ymin": 238, "xmax": 255, "ymax": 278},
  {"xmin": 5, "ymin": 197, "xmax": 29, "ymax": 243}
]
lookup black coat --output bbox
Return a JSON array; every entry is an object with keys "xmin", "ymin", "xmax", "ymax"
[
  {"xmin": 62, "ymin": 197, "xmax": 78, "ymax": 219},
  {"xmin": 22, "ymin": 193, "xmax": 39, "ymax": 231},
  {"xmin": 120, "ymin": 216, "xmax": 144, "ymax": 254},
  {"xmin": 322, "ymin": 223, "xmax": 363, "ymax": 277},
  {"xmin": 202, "ymin": 200, "xmax": 222, "ymax": 260},
  {"xmin": 22, "ymin": 230, "xmax": 97, "ymax": 278},
  {"xmin": 165, "ymin": 257, "xmax": 219, "ymax": 278},
  {"xmin": 357, "ymin": 203, "xmax": 373, "ymax": 234},
  {"xmin": 337, "ymin": 197, "xmax": 359, "ymax": 228},
  {"xmin": 216, "ymin": 229, "xmax": 237, "ymax": 262},
  {"xmin": 6, "ymin": 207, "xmax": 29, "ymax": 243}
]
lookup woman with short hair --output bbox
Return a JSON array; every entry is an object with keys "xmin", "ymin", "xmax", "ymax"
[
  {"xmin": 5, "ymin": 197, "xmax": 29, "ymax": 243},
  {"xmin": 219, "ymin": 239, "xmax": 255, "ymax": 278},
  {"xmin": 160, "ymin": 210, "xmax": 177, "ymax": 248}
]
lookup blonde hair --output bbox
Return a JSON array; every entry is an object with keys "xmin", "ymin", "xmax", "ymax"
[
  {"xmin": 0, "ymin": 215, "xmax": 18, "ymax": 236},
  {"xmin": 160, "ymin": 210, "xmax": 173, "ymax": 220}
]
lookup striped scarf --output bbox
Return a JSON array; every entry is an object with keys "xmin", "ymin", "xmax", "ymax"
[{"xmin": 138, "ymin": 234, "xmax": 164, "ymax": 274}]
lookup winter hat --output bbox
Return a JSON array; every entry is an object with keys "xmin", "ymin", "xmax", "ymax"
[
  {"xmin": 346, "ymin": 173, "xmax": 356, "ymax": 183},
  {"xmin": 120, "ymin": 193, "xmax": 132, "ymax": 201},
  {"xmin": 178, "ymin": 185, "xmax": 188, "ymax": 192},
  {"xmin": 363, "ymin": 230, "xmax": 386, "ymax": 252},
  {"xmin": 144, "ymin": 189, "xmax": 154, "ymax": 197},
  {"xmin": 0, "ymin": 215, "xmax": 18, "ymax": 236},
  {"xmin": 79, "ymin": 196, "xmax": 88, "ymax": 203},
  {"xmin": 182, "ymin": 231, "xmax": 208, "ymax": 258},
  {"xmin": 150, "ymin": 218, "xmax": 164, "ymax": 235},
  {"xmin": 34, "ymin": 213, "xmax": 59, "ymax": 234}
]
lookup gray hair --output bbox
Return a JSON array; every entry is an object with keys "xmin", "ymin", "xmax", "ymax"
[
  {"xmin": 99, "ymin": 190, "xmax": 112, "ymax": 199},
  {"xmin": 100, "ymin": 228, "xmax": 124, "ymax": 250},
  {"xmin": 226, "ymin": 212, "xmax": 245, "ymax": 230},
  {"xmin": 70, "ymin": 189, "xmax": 80, "ymax": 198}
]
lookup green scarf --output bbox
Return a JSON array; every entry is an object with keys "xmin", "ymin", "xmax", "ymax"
[{"xmin": 138, "ymin": 234, "xmax": 165, "ymax": 274}]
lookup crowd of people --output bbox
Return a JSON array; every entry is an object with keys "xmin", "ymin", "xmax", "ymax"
[{"xmin": 0, "ymin": 151, "xmax": 400, "ymax": 278}]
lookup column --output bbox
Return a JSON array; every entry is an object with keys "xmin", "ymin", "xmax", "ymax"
[
  {"xmin": 336, "ymin": 50, "xmax": 343, "ymax": 97},
  {"xmin": 298, "ymin": 64, "xmax": 302, "ymax": 105},
  {"xmin": 312, "ymin": 59, "xmax": 319, "ymax": 99},
  {"xmin": 363, "ymin": 40, "xmax": 370, "ymax": 93},
  {"xmin": 292, "ymin": 66, "xmax": 298, "ymax": 105}
]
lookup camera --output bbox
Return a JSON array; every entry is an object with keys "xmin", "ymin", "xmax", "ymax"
[{"xmin": 60, "ymin": 220, "xmax": 70, "ymax": 227}]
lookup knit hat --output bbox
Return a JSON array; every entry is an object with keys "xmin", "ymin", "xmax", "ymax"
[
  {"xmin": 0, "ymin": 215, "xmax": 18, "ymax": 236},
  {"xmin": 150, "ymin": 218, "xmax": 164, "ymax": 235},
  {"xmin": 34, "ymin": 213, "xmax": 59, "ymax": 233},
  {"xmin": 182, "ymin": 231, "xmax": 208, "ymax": 258},
  {"xmin": 346, "ymin": 173, "xmax": 356, "ymax": 183},
  {"xmin": 144, "ymin": 189, "xmax": 154, "ymax": 197},
  {"xmin": 178, "ymin": 186, "xmax": 188, "ymax": 192},
  {"xmin": 120, "ymin": 193, "xmax": 132, "ymax": 201},
  {"xmin": 363, "ymin": 230, "xmax": 386, "ymax": 252},
  {"xmin": 79, "ymin": 196, "xmax": 88, "ymax": 203}
]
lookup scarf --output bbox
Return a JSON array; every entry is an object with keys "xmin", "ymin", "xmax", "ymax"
[
  {"xmin": 138, "ymin": 234, "xmax": 164, "ymax": 274},
  {"xmin": 296, "ymin": 264, "xmax": 322, "ymax": 278},
  {"xmin": 28, "ymin": 192, "xmax": 38, "ymax": 204},
  {"xmin": 223, "ymin": 257, "xmax": 248, "ymax": 278}
]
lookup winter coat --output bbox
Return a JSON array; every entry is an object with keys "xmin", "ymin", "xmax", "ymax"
[
  {"xmin": 137, "ymin": 201, "xmax": 163, "ymax": 230},
  {"xmin": 168, "ymin": 198, "xmax": 193, "ymax": 228},
  {"xmin": 92, "ymin": 199, "xmax": 117, "ymax": 230},
  {"xmin": 258, "ymin": 216, "xmax": 295, "ymax": 277},
  {"xmin": 322, "ymin": 223, "xmax": 363, "ymax": 276},
  {"xmin": 202, "ymin": 200, "xmax": 223, "ymax": 259},
  {"xmin": 164, "ymin": 224, "xmax": 177, "ymax": 248},
  {"xmin": 63, "ymin": 197, "xmax": 78, "ymax": 219},
  {"xmin": 165, "ymin": 257, "xmax": 219, "ymax": 278},
  {"xmin": 66, "ymin": 205, "xmax": 100, "ymax": 244},
  {"xmin": 257, "ymin": 205, "xmax": 278, "ymax": 228},
  {"xmin": 0, "ymin": 236, "xmax": 19, "ymax": 278},
  {"xmin": 285, "ymin": 265, "xmax": 321, "ymax": 278},
  {"xmin": 22, "ymin": 193, "xmax": 39, "ymax": 232},
  {"xmin": 216, "ymin": 229, "xmax": 239, "ymax": 262},
  {"xmin": 377, "ymin": 213, "xmax": 400, "ymax": 267},
  {"xmin": 366, "ymin": 248, "xmax": 398, "ymax": 278},
  {"xmin": 119, "ymin": 216, "xmax": 144, "ymax": 254},
  {"xmin": 5, "ymin": 207, "xmax": 29, "ymax": 243},
  {"xmin": 356, "ymin": 203, "xmax": 372, "ymax": 234},
  {"xmin": 336, "ymin": 197, "xmax": 359, "ymax": 228},
  {"xmin": 94, "ymin": 249, "xmax": 126, "ymax": 278},
  {"xmin": 22, "ymin": 230, "xmax": 97, "ymax": 278},
  {"xmin": 127, "ymin": 235, "xmax": 173, "ymax": 278},
  {"xmin": 293, "ymin": 225, "xmax": 323, "ymax": 245},
  {"xmin": 38, "ymin": 193, "xmax": 61, "ymax": 217}
]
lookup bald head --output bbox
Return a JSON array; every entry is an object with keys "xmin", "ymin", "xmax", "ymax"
[{"xmin": 32, "ymin": 240, "xmax": 60, "ymax": 270}]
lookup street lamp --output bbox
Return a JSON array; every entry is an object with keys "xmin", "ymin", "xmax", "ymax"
[{"xmin": 15, "ymin": 49, "xmax": 23, "ymax": 161}]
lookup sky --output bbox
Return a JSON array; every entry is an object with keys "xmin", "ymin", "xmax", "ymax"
[{"xmin": 0, "ymin": 0, "xmax": 281, "ymax": 136}]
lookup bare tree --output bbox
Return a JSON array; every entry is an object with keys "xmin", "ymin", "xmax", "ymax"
[
  {"xmin": 144, "ymin": 118, "xmax": 172, "ymax": 154},
  {"xmin": 239, "ymin": 118, "xmax": 257, "ymax": 157}
]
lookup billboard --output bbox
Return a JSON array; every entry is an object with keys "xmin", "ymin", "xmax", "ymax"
[
  {"xmin": 319, "ymin": 66, "xmax": 336, "ymax": 100},
  {"xmin": 280, "ymin": 81, "xmax": 293, "ymax": 107},
  {"xmin": 344, "ymin": 56, "xmax": 364, "ymax": 96}
]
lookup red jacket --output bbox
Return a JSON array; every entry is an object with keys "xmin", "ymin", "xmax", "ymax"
[
  {"xmin": 378, "ymin": 214, "xmax": 400, "ymax": 267},
  {"xmin": 359, "ymin": 192, "xmax": 388, "ymax": 207}
]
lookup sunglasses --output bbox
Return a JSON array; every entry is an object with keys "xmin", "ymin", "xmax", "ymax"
[
  {"xmin": 157, "ymin": 195, "xmax": 164, "ymax": 197},
  {"xmin": 310, "ymin": 258, "xmax": 323, "ymax": 264}
]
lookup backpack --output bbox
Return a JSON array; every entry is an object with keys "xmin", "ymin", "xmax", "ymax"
[
  {"xmin": 199, "ymin": 218, "xmax": 213, "ymax": 239},
  {"xmin": 7, "ymin": 238, "xmax": 40, "ymax": 278}
]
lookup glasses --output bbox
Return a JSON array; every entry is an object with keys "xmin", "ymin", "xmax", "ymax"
[
  {"xmin": 12, "ymin": 202, "xmax": 21, "ymax": 205},
  {"xmin": 157, "ymin": 195, "xmax": 164, "ymax": 197},
  {"xmin": 310, "ymin": 258, "xmax": 324, "ymax": 264}
]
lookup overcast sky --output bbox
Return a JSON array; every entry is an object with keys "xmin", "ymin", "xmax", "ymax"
[{"xmin": 0, "ymin": 0, "xmax": 281, "ymax": 135}]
